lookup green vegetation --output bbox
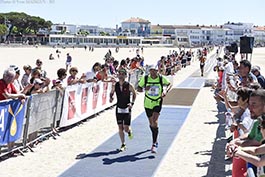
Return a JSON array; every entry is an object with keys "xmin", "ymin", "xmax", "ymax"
[
  {"xmin": 0, "ymin": 12, "xmax": 52, "ymax": 36},
  {"xmin": 77, "ymin": 29, "xmax": 90, "ymax": 36},
  {"xmin": 0, "ymin": 24, "xmax": 7, "ymax": 36},
  {"xmin": 99, "ymin": 31, "xmax": 110, "ymax": 36}
]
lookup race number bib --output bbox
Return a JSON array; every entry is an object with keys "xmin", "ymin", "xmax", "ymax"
[
  {"xmin": 148, "ymin": 85, "xmax": 159, "ymax": 96},
  {"xmin": 117, "ymin": 107, "xmax": 129, "ymax": 113}
]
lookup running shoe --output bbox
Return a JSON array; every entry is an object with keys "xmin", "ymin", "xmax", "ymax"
[
  {"xmin": 128, "ymin": 131, "xmax": 133, "ymax": 140},
  {"xmin": 119, "ymin": 144, "xmax": 126, "ymax": 152},
  {"xmin": 151, "ymin": 143, "xmax": 158, "ymax": 153}
]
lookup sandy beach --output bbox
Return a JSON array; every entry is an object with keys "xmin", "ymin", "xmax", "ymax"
[
  {"xmin": 0, "ymin": 46, "xmax": 177, "ymax": 80},
  {"xmin": 0, "ymin": 46, "xmax": 264, "ymax": 177}
]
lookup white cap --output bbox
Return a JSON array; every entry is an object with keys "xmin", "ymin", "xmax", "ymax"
[
  {"xmin": 251, "ymin": 65, "xmax": 260, "ymax": 72},
  {"xmin": 149, "ymin": 64, "xmax": 158, "ymax": 70}
]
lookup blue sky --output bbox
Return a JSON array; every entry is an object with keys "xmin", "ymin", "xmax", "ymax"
[{"xmin": 0, "ymin": 0, "xmax": 264, "ymax": 27}]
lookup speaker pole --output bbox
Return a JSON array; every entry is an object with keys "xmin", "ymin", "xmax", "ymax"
[{"xmin": 250, "ymin": 53, "xmax": 253, "ymax": 63}]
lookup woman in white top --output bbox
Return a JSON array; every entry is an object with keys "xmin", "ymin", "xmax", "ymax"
[{"xmin": 224, "ymin": 87, "xmax": 254, "ymax": 135}]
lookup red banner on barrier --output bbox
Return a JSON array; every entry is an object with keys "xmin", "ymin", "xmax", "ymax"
[
  {"xmin": 60, "ymin": 82, "xmax": 115, "ymax": 127},
  {"xmin": 102, "ymin": 82, "xmax": 108, "ymax": 106},
  {"xmin": 81, "ymin": 87, "xmax": 88, "ymax": 114},
  {"xmin": 92, "ymin": 84, "xmax": 100, "ymax": 110},
  {"xmin": 68, "ymin": 91, "xmax": 76, "ymax": 120}
]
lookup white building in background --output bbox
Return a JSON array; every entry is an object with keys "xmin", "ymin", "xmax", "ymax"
[
  {"xmin": 223, "ymin": 22, "xmax": 254, "ymax": 41},
  {"xmin": 50, "ymin": 23, "xmax": 77, "ymax": 34},
  {"xmin": 48, "ymin": 34, "xmax": 143, "ymax": 46},
  {"xmin": 50, "ymin": 24, "xmax": 116, "ymax": 36},
  {"xmin": 150, "ymin": 25, "xmax": 227, "ymax": 47},
  {"xmin": 185, "ymin": 26, "xmax": 202, "ymax": 46},
  {"xmin": 150, "ymin": 23, "xmax": 264, "ymax": 47},
  {"xmin": 77, "ymin": 25, "xmax": 99, "ymax": 35},
  {"xmin": 200, "ymin": 26, "xmax": 227, "ymax": 45},
  {"xmin": 224, "ymin": 28, "xmax": 234, "ymax": 44},
  {"xmin": 43, "ymin": 20, "xmax": 265, "ymax": 47},
  {"xmin": 253, "ymin": 26, "xmax": 265, "ymax": 45},
  {"xmin": 121, "ymin": 17, "xmax": 151, "ymax": 37},
  {"xmin": 98, "ymin": 27, "xmax": 116, "ymax": 36}
]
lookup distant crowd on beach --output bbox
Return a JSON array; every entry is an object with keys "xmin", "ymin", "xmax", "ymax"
[{"xmin": 1, "ymin": 45, "xmax": 208, "ymax": 101}]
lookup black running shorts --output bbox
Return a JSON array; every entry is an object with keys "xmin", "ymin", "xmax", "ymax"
[
  {"xmin": 116, "ymin": 108, "xmax": 131, "ymax": 125},
  {"xmin": 144, "ymin": 105, "xmax": 162, "ymax": 118}
]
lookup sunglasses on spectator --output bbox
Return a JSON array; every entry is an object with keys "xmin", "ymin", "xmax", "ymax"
[{"xmin": 72, "ymin": 70, "xmax": 78, "ymax": 72}]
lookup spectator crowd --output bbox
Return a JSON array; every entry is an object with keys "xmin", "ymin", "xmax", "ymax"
[{"xmin": 213, "ymin": 47, "xmax": 265, "ymax": 177}]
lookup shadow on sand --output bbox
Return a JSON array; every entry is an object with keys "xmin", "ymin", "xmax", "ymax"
[{"xmin": 195, "ymin": 101, "xmax": 232, "ymax": 177}]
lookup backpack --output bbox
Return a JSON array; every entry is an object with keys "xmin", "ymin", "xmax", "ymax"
[{"xmin": 144, "ymin": 75, "xmax": 164, "ymax": 101}]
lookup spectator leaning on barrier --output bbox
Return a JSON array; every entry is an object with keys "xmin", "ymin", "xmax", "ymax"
[
  {"xmin": 112, "ymin": 60, "xmax": 119, "ymax": 75},
  {"xmin": 67, "ymin": 67, "xmax": 86, "ymax": 85},
  {"xmin": 31, "ymin": 59, "xmax": 51, "ymax": 87},
  {"xmin": 222, "ymin": 59, "xmax": 234, "ymax": 91},
  {"xmin": 30, "ymin": 68, "xmax": 41, "ymax": 84},
  {"xmin": 27, "ymin": 78, "xmax": 49, "ymax": 95},
  {"xmin": 0, "ymin": 67, "xmax": 27, "ymax": 154},
  {"xmin": 107, "ymin": 58, "xmax": 117, "ymax": 75},
  {"xmin": 55, "ymin": 68, "xmax": 67, "ymax": 88},
  {"xmin": 9, "ymin": 65, "xmax": 23, "ymax": 92},
  {"xmin": 9, "ymin": 65, "xmax": 33, "ymax": 95},
  {"xmin": 227, "ymin": 89, "xmax": 265, "ymax": 158},
  {"xmin": 251, "ymin": 66, "xmax": 265, "ymax": 89},
  {"xmin": 32, "ymin": 59, "xmax": 47, "ymax": 79},
  {"xmin": 86, "ymin": 62, "xmax": 101, "ymax": 83},
  {"xmin": 239, "ymin": 60, "xmax": 257, "ymax": 87},
  {"xmin": 137, "ymin": 65, "xmax": 172, "ymax": 153},
  {"xmin": 118, "ymin": 59, "xmax": 128, "ymax": 71},
  {"xmin": 233, "ymin": 114, "xmax": 265, "ymax": 177},
  {"xmin": 223, "ymin": 87, "xmax": 254, "ymax": 136},
  {"xmin": 109, "ymin": 68, "xmax": 137, "ymax": 152},
  {"xmin": 96, "ymin": 64, "xmax": 115, "ymax": 82},
  {"xmin": 233, "ymin": 60, "xmax": 239, "ymax": 74},
  {"xmin": 130, "ymin": 57, "xmax": 139, "ymax": 71},
  {"xmin": 0, "ymin": 67, "xmax": 27, "ymax": 101},
  {"xmin": 21, "ymin": 65, "xmax": 32, "ymax": 88},
  {"xmin": 51, "ymin": 79, "xmax": 64, "ymax": 95},
  {"xmin": 157, "ymin": 56, "xmax": 166, "ymax": 75},
  {"xmin": 29, "ymin": 69, "xmax": 50, "ymax": 93}
]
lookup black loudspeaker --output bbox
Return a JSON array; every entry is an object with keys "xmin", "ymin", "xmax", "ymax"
[
  {"xmin": 240, "ymin": 37, "xmax": 254, "ymax": 54},
  {"xmin": 226, "ymin": 42, "xmax": 238, "ymax": 53},
  {"xmin": 230, "ymin": 42, "xmax": 238, "ymax": 53}
]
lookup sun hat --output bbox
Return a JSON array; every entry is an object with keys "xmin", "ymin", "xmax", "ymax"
[
  {"xmin": 34, "ymin": 78, "xmax": 43, "ymax": 84},
  {"xmin": 251, "ymin": 65, "xmax": 260, "ymax": 72}
]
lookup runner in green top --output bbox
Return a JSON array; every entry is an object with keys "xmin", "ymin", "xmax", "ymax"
[{"xmin": 137, "ymin": 65, "xmax": 172, "ymax": 153}]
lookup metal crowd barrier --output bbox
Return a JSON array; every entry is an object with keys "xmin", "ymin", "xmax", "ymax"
[{"xmin": 0, "ymin": 69, "xmax": 143, "ymax": 158}]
